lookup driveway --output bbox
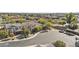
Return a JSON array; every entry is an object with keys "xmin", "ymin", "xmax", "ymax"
[{"xmin": 0, "ymin": 29, "xmax": 76, "ymax": 47}]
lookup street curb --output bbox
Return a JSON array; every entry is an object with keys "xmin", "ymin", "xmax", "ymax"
[
  {"xmin": 0, "ymin": 32, "xmax": 40, "ymax": 43},
  {"xmin": 27, "ymin": 32, "xmax": 40, "ymax": 40}
]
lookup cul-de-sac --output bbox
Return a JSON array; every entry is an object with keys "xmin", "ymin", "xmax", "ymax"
[{"xmin": 0, "ymin": 13, "xmax": 79, "ymax": 47}]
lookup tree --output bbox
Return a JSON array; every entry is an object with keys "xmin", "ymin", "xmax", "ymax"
[
  {"xmin": 43, "ymin": 22, "xmax": 52, "ymax": 30},
  {"xmin": 33, "ymin": 25, "xmax": 43, "ymax": 32},
  {"xmin": 46, "ymin": 22, "xmax": 52, "ymax": 27},
  {"xmin": 22, "ymin": 27, "xmax": 31, "ymax": 38},
  {"xmin": 2, "ymin": 16, "xmax": 12, "ymax": 23},
  {"xmin": 65, "ymin": 13, "xmax": 74, "ymax": 24},
  {"xmin": 0, "ymin": 30, "xmax": 9, "ymax": 39},
  {"xmin": 65, "ymin": 13, "xmax": 77, "ymax": 24},
  {"xmin": 18, "ymin": 19, "xmax": 25, "ymax": 24},
  {"xmin": 65, "ymin": 13, "xmax": 78, "ymax": 29},
  {"xmin": 53, "ymin": 40, "xmax": 66, "ymax": 47},
  {"xmin": 48, "ymin": 19, "xmax": 53, "ymax": 23},
  {"xmin": 38, "ymin": 18, "xmax": 47, "ymax": 24},
  {"xmin": 10, "ymin": 20, "xmax": 16, "ymax": 24}
]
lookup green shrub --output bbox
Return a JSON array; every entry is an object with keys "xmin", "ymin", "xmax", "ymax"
[
  {"xmin": 0, "ymin": 30, "xmax": 9, "ymax": 38},
  {"xmin": 38, "ymin": 18, "xmax": 47, "ymax": 24},
  {"xmin": 18, "ymin": 19, "xmax": 25, "ymax": 23},
  {"xmin": 33, "ymin": 26, "xmax": 43, "ymax": 32},
  {"xmin": 53, "ymin": 40, "xmax": 66, "ymax": 47},
  {"xmin": 42, "ymin": 22, "xmax": 52, "ymax": 30},
  {"xmin": 46, "ymin": 22, "xmax": 52, "ymax": 27},
  {"xmin": 48, "ymin": 19, "xmax": 53, "ymax": 23}
]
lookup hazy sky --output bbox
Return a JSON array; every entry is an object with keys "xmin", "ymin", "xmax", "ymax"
[{"xmin": 0, "ymin": 0, "xmax": 79, "ymax": 13}]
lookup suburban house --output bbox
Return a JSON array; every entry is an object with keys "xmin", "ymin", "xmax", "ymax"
[
  {"xmin": 3, "ymin": 20, "xmax": 42, "ymax": 34},
  {"xmin": 22, "ymin": 20, "xmax": 42, "ymax": 31},
  {"xmin": 4, "ymin": 23, "xmax": 22, "ymax": 34}
]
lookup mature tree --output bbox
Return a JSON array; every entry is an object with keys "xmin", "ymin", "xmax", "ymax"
[
  {"xmin": 65, "ymin": 13, "xmax": 78, "ymax": 29},
  {"xmin": 3, "ymin": 16, "xmax": 11, "ymax": 23},
  {"xmin": 46, "ymin": 22, "xmax": 52, "ymax": 27},
  {"xmin": 18, "ymin": 16, "xmax": 25, "ymax": 23},
  {"xmin": 43, "ymin": 22, "xmax": 52, "ymax": 30},
  {"xmin": 65, "ymin": 13, "xmax": 77, "ymax": 24},
  {"xmin": 18, "ymin": 19, "xmax": 25, "ymax": 24},
  {"xmin": 38, "ymin": 18, "xmax": 47, "ymax": 24},
  {"xmin": 48, "ymin": 19, "xmax": 53, "ymax": 23}
]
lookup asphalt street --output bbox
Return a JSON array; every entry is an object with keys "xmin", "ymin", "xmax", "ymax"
[{"xmin": 0, "ymin": 30, "xmax": 76, "ymax": 47}]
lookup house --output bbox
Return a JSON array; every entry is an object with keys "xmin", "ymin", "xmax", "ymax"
[
  {"xmin": 4, "ymin": 23, "xmax": 22, "ymax": 34},
  {"xmin": 22, "ymin": 20, "xmax": 42, "ymax": 31},
  {"xmin": 4, "ymin": 20, "xmax": 42, "ymax": 34}
]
